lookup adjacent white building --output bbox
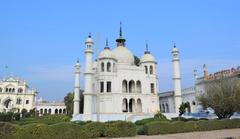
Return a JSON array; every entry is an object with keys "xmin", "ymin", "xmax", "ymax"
[
  {"xmin": 36, "ymin": 98, "xmax": 66, "ymax": 116},
  {"xmin": 0, "ymin": 76, "xmax": 67, "ymax": 115},
  {"xmin": 0, "ymin": 76, "xmax": 38, "ymax": 113},
  {"xmin": 159, "ymin": 64, "xmax": 240, "ymax": 114},
  {"xmin": 72, "ymin": 26, "xmax": 160, "ymax": 121}
]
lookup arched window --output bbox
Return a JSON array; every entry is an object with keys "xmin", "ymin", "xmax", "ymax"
[
  {"xmin": 107, "ymin": 81, "xmax": 111, "ymax": 92},
  {"xmin": 48, "ymin": 109, "xmax": 51, "ymax": 114},
  {"xmin": 9, "ymin": 88, "xmax": 12, "ymax": 92},
  {"xmin": 18, "ymin": 88, "xmax": 23, "ymax": 93},
  {"xmin": 40, "ymin": 109, "xmax": 43, "ymax": 114},
  {"xmin": 136, "ymin": 81, "xmax": 142, "ymax": 93},
  {"xmin": 122, "ymin": 98, "xmax": 128, "ymax": 112},
  {"xmin": 101, "ymin": 62, "xmax": 105, "ymax": 72},
  {"xmin": 107, "ymin": 62, "xmax": 111, "ymax": 72},
  {"xmin": 12, "ymin": 88, "xmax": 15, "ymax": 92},
  {"xmin": 0, "ymin": 88, "xmax": 2, "ymax": 92},
  {"xmin": 59, "ymin": 109, "xmax": 62, "ymax": 114},
  {"xmin": 150, "ymin": 65, "xmax": 153, "ymax": 74},
  {"xmin": 44, "ymin": 109, "xmax": 47, "ymax": 114},
  {"xmin": 137, "ymin": 99, "xmax": 142, "ymax": 113},
  {"xmin": 16, "ymin": 98, "xmax": 22, "ymax": 105},
  {"xmin": 6, "ymin": 88, "xmax": 8, "ymax": 92},
  {"xmin": 129, "ymin": 98, "xmax": 135, "ymax": 112},
  {"xmin": 144, "ymin": 66, "xmax": 148, "ymax": 74},
  {"xmin": 63, "ymin": 109, "xmax": 66, "ymax": 114},
  {"xmin": 129, "ymin": 80, "xmax": 135, "ymax": 93},
  {"xmin": 122, "ymin": 80, "xmax": 128, "ymax": 93},
  {"xmin": 55, "ymin": 109, "xmax": 58, "ymax": 114}
]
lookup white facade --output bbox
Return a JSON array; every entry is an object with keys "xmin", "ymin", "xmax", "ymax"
[
  {"xmin": 0, "ymin": 76, "xmax": 37, "ymax": 113},
  {"xmin": 73, "ymin": 27, "xmax": 160, "ymax": 121},
  {"xmin": 159, "ymin": 87, "xmax": 197, "ymax": 113},
  {"xmin": 159, "ymin": 65, "xmax": 240, "ymax": 114},
  {"xmin": 36, "ymin": 98, "xmax": 66, "ymax": 116}
]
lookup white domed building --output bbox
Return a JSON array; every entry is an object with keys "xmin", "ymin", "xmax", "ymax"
[{"xmin": 72, "ymin": 26, "xmax": 160, "ymax": 122}]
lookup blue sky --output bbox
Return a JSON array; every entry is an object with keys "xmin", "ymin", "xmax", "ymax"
[{"xmin": 0, "ymin": 0, "xmax": 239, "ymax": 100}]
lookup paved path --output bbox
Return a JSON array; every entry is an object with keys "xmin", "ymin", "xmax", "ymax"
[{"xmin": 117, "ymin": 128, "xmax": 240, "ymax": 139}]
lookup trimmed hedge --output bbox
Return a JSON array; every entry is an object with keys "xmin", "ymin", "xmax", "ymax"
[
  {"xmin": 13, "ymin": 115, "xmax": 70, "ymax": 125},
  {"xmin": 143, "ymin": 119, "xmax": 240, "ymax": 135},
  {"xmin": 84, "ymin": 122, "xmax": 105, "ymax": 138},
  {"xmin": 104, "ymin": 121, "xmax": 137, "ymax": 138},
  {"xmin": 49, "ymin": 122, "xmax": 87, "ymax": 139},
  {"xmin": 0, "ymin": 112, "xmax": 14, "ymax": 122},
  {"xmin": 2, "ymin": 120, "xmax": 137, "ymax": 139}
]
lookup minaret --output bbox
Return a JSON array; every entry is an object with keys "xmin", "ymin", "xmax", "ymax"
[
  {"xmin": 83, "ymin": 33, "xmax": 94, "ymax": 115},
  {"xmin": 73, "ymin": 59, "xmax": 80, "ymax": 116},
  {"xmin": 172, "ymin": 43, "xmax": 182, "ymax": 113},
  {"xmin": 193, "ymin": 69, "xmax": 199, "ymax": 83},
  {"xmin": 203, "ymin": 64, "xmax": 209, "ymax": 80}
]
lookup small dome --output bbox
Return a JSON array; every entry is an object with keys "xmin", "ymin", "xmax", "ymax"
[
  {"xmin": 98, "ymin": 48, "xmax": 115, "ymax": 60},
  {"xmin": 140, "ymin": 53, "xmax": 156, "ymax": 63},
  {"xmin": 85, "ymin": 34, "xmax": 94, "ymax": 44},
  {"xmin": 112, "ymin": 46, "xmax": 134, "ymax": 64}
]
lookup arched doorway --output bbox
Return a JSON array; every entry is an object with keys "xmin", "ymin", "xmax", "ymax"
[
  {"xmin": 137, "ymin": 99, "xmax": 142, "ymax": 113},
  {"xmin": 161, "ymin": 104, "xmax": 165, "ymax": 113},
  {"xmin": 122, "ymin": 98, "xmax": 128, "ymax": 112},
  {"xmin": 166, "ymin": 103, "xmax": 169, "ymax": 113},
  {"xmin": 129, "ymin": 98, "xmax": 135, "ymax": 112}
]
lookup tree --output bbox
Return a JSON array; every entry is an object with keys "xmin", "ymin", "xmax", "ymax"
[
  {"xmin": 198, "ymin": 78, "xmax": 240, "ymax": 119},
  {"xmin": 64, "ymin": 92, "xmax": 74, "ymax": 117},
  {"xmin": 64, "ymin": 90, "xmax": 84, "ymax": 117},
  {"xmin": 179, "ymin": 102, "xmax": 186, "ymax": 117}
]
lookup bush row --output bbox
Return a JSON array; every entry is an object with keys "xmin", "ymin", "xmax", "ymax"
[
  {"xmin": 2, "ymin": 121, "xmax": 136, "ymax": 139},
  {"xmin": 143, "ymin": 119, "xmax": 240, "ymax": 135},
  {"xmin": 13, "ymin": 115, "xmax": 71, "ymax": 125},
  {"xmin": 0, "ymin": 112, "xmax": 21, "ymax": 122}
]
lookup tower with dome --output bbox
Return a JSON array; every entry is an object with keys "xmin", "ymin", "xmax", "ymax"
[{"xmin": 72, "ymin": 25, "xmax": 160, "ymax": 121}]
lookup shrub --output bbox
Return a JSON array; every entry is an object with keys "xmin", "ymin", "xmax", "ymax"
[
  {"xmin": 74, "ymin": 120, "xmax": 92, "ymax": 126},
  {"xmin": 0, "ymin": 122, "xmax": 18, "ymax": 139},
  {"xmin": 13, "ymin": 113, "xmax": 21, "ymax": 121},
  {"xmin": 135, "ymin": 118, "xmax": 159, "ymax": 125},
  {"xmin": 136, "ymin": 125, "xmax": 145, "ymax": 135},
  {"xmin": 83, "ymin": 122, "xmax": 105, "ymax": 138},
  {"xmin": 49, "ymin": 122, "xmax": 87, "ymax": 139},
  {"xmin": 154, "ymin": 111, "xmax": 167, "ymax": 120},
  {"xmin": 11, "ymin": 123, "xmax": 52, "ymax": 139},
  {"xmin": 143, "ymin": 119, "xmax": 240, "ymax": 135},
  {"xmin": 13, "ymin": 115, "xmax": 71, "ymax": 125},
  {"xmin": 104, "ymin": 121, "xmax": 136, "ymax": 138}
]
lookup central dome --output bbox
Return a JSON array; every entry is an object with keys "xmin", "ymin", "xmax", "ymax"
[{"xmin": 112, "ymin": 46, "xmax": 134, "ymax": 65}]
